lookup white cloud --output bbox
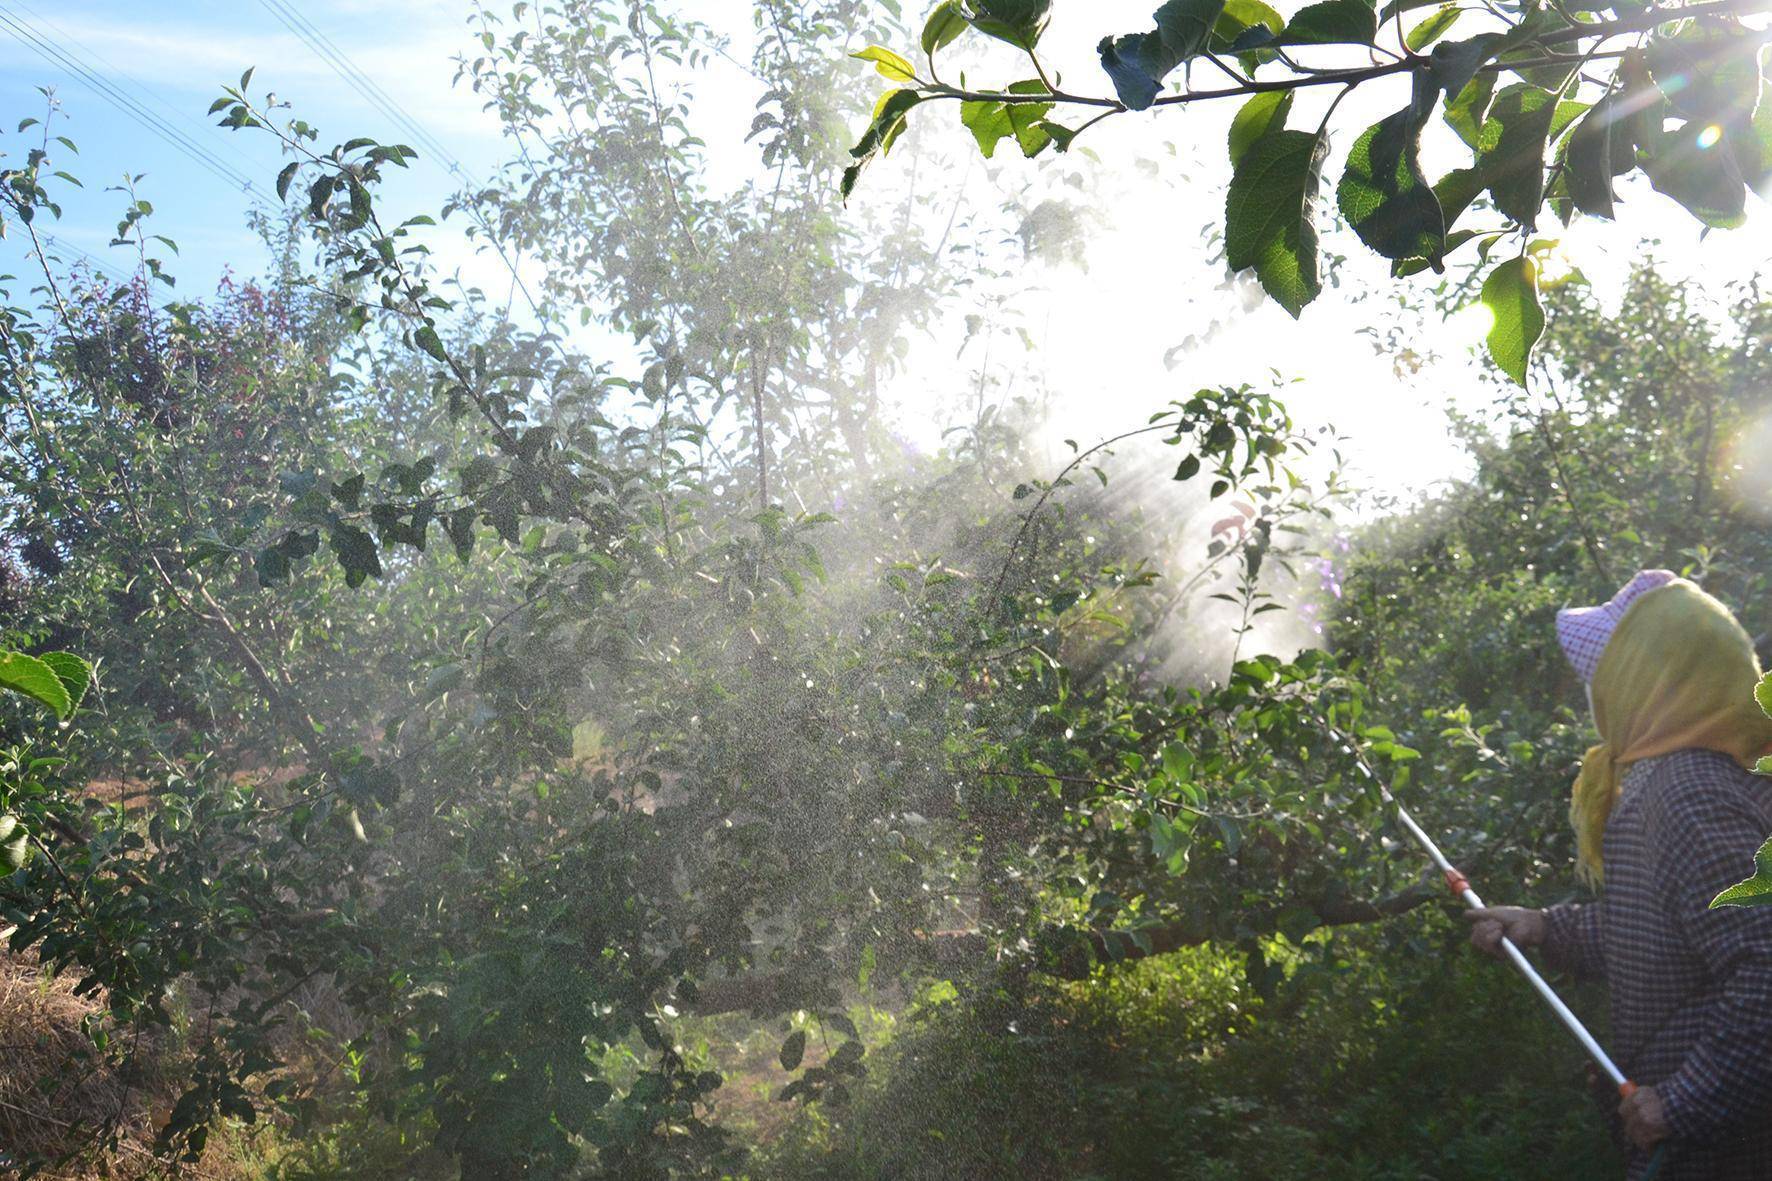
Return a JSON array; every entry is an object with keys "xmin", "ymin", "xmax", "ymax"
[{"xmin": 0, "ymin": 0, "xmax": 500, "ymax": 148}]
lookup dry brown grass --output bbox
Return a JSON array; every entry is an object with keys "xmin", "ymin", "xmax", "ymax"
[{"xmin": 0, "ymin": 951, "xmax": 257, "ymax": 1181}]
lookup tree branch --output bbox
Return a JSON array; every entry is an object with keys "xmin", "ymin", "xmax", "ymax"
[
  {"xmin": 918, "ymin": 0, "xmax": 1769, "ymax": 117},
  {"xmin": 685, "ymin": 883, "xmax": 1441, "ymax": 1013}
]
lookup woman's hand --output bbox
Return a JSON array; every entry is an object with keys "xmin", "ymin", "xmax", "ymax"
[
  {"xmin": 1462, "ymin": 906, "xmax": 1548, "ymax": 959},
  {"xmin": 1619, "ymin": 1086, "xmax": 1670, "ymax": 1150}
]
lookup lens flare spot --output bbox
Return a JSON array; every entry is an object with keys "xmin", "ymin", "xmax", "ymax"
[
  {"xmin": 1721, "ymin": 410, "xmax": 1772, "ymax": 521},
  {"xmin": 1456, "ymin": 299, "xmax": 1496, "ymax": 338},
  {"xmin": 1697, "ymin": 123, "xmax": 1724, "ymax": 150}
]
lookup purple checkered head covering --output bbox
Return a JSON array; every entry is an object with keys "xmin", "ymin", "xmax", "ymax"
[{"xmin": 1555, "ymin": 569, "xmax": 1679, "ymax": 684}]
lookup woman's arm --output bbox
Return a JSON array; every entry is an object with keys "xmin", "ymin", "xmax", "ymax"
[
  {"xmin": 1541, "ymin": 901, "xmax": 1607, "ymax": 979},
  {"xmin": 1646, "ymin": 765, "xmax": 1772, "ymax": 1140}
]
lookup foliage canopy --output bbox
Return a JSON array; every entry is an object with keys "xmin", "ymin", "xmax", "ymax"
[
  {"xmin": 0, "ymin": 1, "xmax": 1769, "ymax": 1178},
  {"xmin": 847, "ymin": 0, "xmax": 1772, "ymax": 381}
]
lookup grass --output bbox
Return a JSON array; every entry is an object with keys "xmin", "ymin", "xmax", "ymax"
[
  {"xmin": 0, "ymin": 948, "xmax": 293, "ymax": 1181},
  {"xmin": 0, "ymin": 912, "xmax": 1624, "ymax": 1179}
]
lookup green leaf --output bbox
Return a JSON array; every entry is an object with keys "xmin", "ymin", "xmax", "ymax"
[
  {"xmin": 1433, "ymin": 166, "xmax": 1484, "ymax": 226},
  {"xmin": 1753, "ymin": 671, "xmax": 1772, "ymax": 719},
  {"xmin": 1278, "ymin": 0, "xmax": 1377, "ymax": 46},
  {"xmin": 966, "ymin": 0, "xmax": 1052, "ymax": 50},
  {"xmin": 1729, "ymin": 76, "xmax": 1772, "ymax": 191},
  {"xmin": 1224, "ymin": 128, "xmax": 1329, "ymax": 317},
  {"xmin": 1711, "ymin": 836, "xmax": 1772, "ymax": 908},
  {"xmin": 517, "ymin": 424, "xmax": 556, "ymax": 462},
  {"xmin": 275, "ymin": 161, "xmax": 299, "ymax": 202},
  {"xmin": 1565, "ymin": 98, "xmax": 1626, "ymax": 219},
  {"xmin": 843, "ymin": 89, "xmax": 925, "ymax": 198},
  {"xmin": 1481, "ymin": 255, "xmax": 1544, "ymax": 387},
  {"xmin": 1228, "ymin": 90, "xmax": 1292, "ymax": 166},
  {"xmin": 779, "ymin": 1029, "xmax": 807, "ymax": 1071},
  {"xmin": 1097, "ymin": 33, "xmax": 1179, "ymax": 112},
  {"xmin": 37, "ymin": 652, "xmax": 90, "ymax": 714},
  {"xmin": 446, "ymin": 507, "xmax": 477, "ymax": 561},
  {"xmin": 1647, "ymin": 29, "xmax": 1762, "ymax": 128},
  {"xmin": 460, "ymin": 456, "xmax": 501, "ymax": 497},
  {"xmin": 1392, "ymin": 227, "xmax": 1481, "ymax": 276},
  {"xmin": 331, "ymin": 472, "xmax": 366, "ymax": 510},
  {"xmin": 1338, "ymin": 102, "xmax": 1446, "ymax": 262},
  {"xmin": 1543, "ymin": 106, "xmax": 1587, "ymax": 226},
  {"xmin": 1175, "ymin": 453, "xmax": 1202, "ymax": 481},
  {"xmin": 484, "ymin": 488, "xmax": 522, "ymax": 544},
  {"xmin": 1618, "ymin": 48, "xmax": 1665, "ymax": 153},
  {"xmin": 1641, "ymin": 121, "xmax": 1748, "ymax": 229},
  {"xmin": 1405, "ymin": 4, "xmax": 1460, "ymax": 51},
  {"xmin": 256, "ymin": 545, "xmax": 292, "ymax": 587},
  {"xmin": 1210, "ymin": 0, "xmax": 1284, "ymax": 52},
  {"xmin": 1428, "ymin": 31, "xmax": 1515, "ymax": 121},
  {"xmin": 1002, "ymin": 81, "xmax": 1057, "ymax": 156},
  {"xmin": 1443, "ymin": 71, "xmax": 1495, "ymax": 150},
  {"xmin": 852, "ymin": 46, "xmax": 917, "ymax": 82},
  {"xmin": 330, "ymin": 524, "xmax": 384, "ymax": 589},
  {"xmin": 370, "ymin": 503, "xmax": 431, "ymax": 551},
  {"xmin": 414, "ymin": 324, "xmax": 448, "ymax": 362},
  {"xmin": 342, "ymin": 176, "xmax": 372, "ymax": 231},
  {"xmin": 1549, "ymin": 99, "xmax": 1589, "ymax": 145},
  {"xmin": 0, "ymin": 815, "xmax": 28, "ymax": 871},
  {"xmin": 922, "ymin": 1, "xmax": 968, "ymax": 56},
  {"xmin": 1377, "ymin": 0, "xmax": 1441, "ymax": 21},
  {"xmin": 257, "ymin": 527, "xmax": 321, "ymax": 587},
  {"xmin": 0, "ymin": 651, "xmax": 72, "ymax": 719},
  {"xmin": 1038, "ymin": 119, "xmax": 1078, "ymax": 151},
  {"xmin": 961, "ymin": 101, "xmax": 1016, "ymax": 158},
  {"xmin": 308, "ymin": 174, "xmax": 334, "ymax": 220},
  {"xmin": 1476, "ymin": 83, "xmax": 1559, "ymax": 226},
  {"xmin": 1098, "ymin": 0, "xmax": 1229, "ymax": 111},
  {"xmin": 287, "ymin": 529, "xmax": 321, "ymax": 560},
  {"xmin": 1154, "ymin": 0, "xmax": 1230, "ymax": 60}
]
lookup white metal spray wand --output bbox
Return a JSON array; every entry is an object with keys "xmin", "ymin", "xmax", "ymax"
[{"xmin": 1325, "ymin": 724, "xmax": 1635, "ymax": 1097}]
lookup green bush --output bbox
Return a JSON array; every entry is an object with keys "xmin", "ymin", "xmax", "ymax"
[{"xmin": 760, "ymin": 920, "xmax": 1614, "ymax": 1181}]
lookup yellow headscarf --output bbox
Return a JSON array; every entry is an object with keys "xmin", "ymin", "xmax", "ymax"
[{"xmin": 1573, "ymin": 579, "xmax": 1772, "ymax": 886}]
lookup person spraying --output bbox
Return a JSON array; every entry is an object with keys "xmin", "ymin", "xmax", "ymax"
[{"xmin": 1466, "ymin": 570, "xmax": 1772, "ymax": 1179}]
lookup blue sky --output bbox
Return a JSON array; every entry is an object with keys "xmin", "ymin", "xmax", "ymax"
[{"xmin": 0, "ymin": 0, "xmax": 528, "ymax": 297}]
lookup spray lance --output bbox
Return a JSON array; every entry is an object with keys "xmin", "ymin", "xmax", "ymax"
[{"xmin": 1323, "ymin": 722, "xmax": 1672, "ymax": 1178}]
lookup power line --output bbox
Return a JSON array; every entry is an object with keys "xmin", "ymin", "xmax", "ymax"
[
  {"xmin": 7, "ymin": 0, "xmax": 271, "ymax": 194},
  {"xmin": 0, "ymin": 7, "xmax": 255, "ymax": 196},
  {"xmin": 3, "ymin": 232, "xmax": 179, "ymax": 313},
  {"xmin": 5, "ymin": 0, "xmax": 542, "ymax": 320},
  {"xmin": 258, "ymin": 0, "xmax": 467, "ymax": 180},
  {"xmin": 0, "ymin": 4, "xmax": 267, "ymax": 201},
  {"xmin": 38, "ymin": 233, "xmax": 134, "ymax": 286},
  {"xmin": 253, "ymin": 0, "xmax": 545, "ymax": 319}
]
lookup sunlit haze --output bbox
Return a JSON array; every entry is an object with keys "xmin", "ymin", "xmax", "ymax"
[{"xmin": 7, "ymin": 1, "xmax": 1770, "ymax": 500}]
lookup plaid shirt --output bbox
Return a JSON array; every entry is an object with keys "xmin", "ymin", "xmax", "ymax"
[{"xmin": 1544, "ymin": 749, "xmax": 1772, "ymax": 1180}]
